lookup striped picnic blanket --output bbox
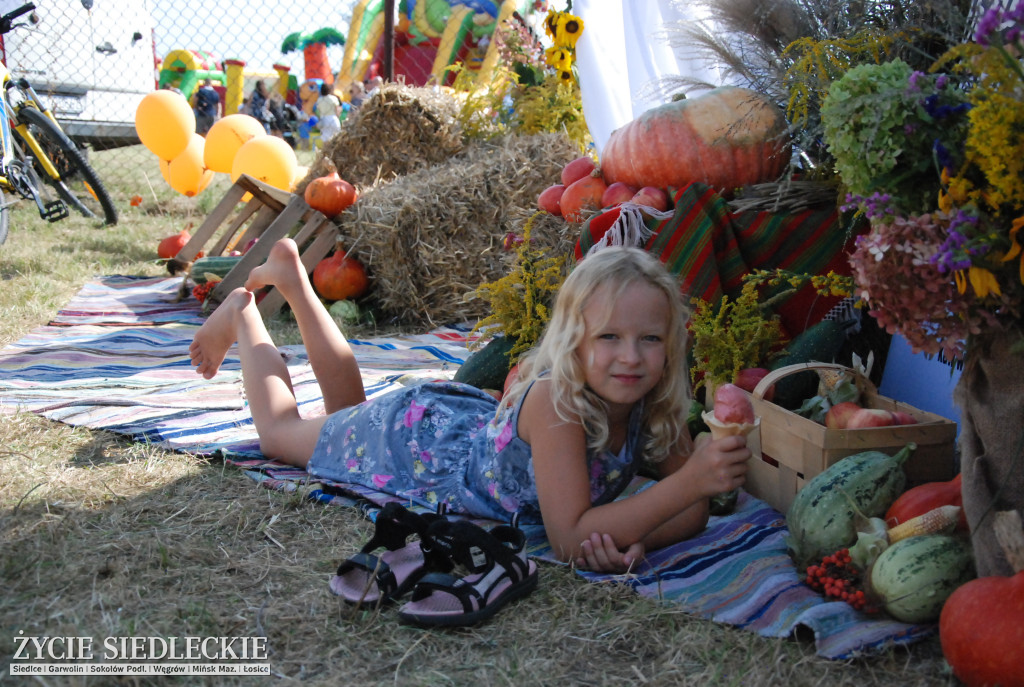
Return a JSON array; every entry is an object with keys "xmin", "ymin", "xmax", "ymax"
[{"xmin": 0, "ymin": 275, "xmax": 933, "ymax": 659}]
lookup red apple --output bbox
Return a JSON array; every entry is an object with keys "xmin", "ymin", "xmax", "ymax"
[
  {"xmin": 825, "ymin": 401, "xmax": 863, "ymax": 429},
  {"xmin": 734, "ymin": 367, "xmax": 774, "ymax": 401},
  {"xmin": 891, "ymin": 410, "xmax": 919, "ymax": 425},
  {"xmin": 847, "ymin": 408, "xmax": 896, "ymax": 429},
  {"xmin": 631, "ymin": 186, "xmax": 669, "ymax": 212},
  {"xmin": 538, "ymin": 184, "xmax": 565, "ymax": 215},
  {"xmin": 601, "ymin": 181, "xmax": 637, "ymax": 208},
  {"xmin": 561, "ymin": 156, "xmax": 597, "ymax": 187}
]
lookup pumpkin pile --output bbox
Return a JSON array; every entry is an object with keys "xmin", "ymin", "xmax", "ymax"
[{"xmin": 536, "ymin": 86, "xmax": 791, "ymax": 224}]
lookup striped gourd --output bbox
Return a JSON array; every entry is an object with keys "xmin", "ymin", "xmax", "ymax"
[
  {"xmin": 190, "ymin": 255, "xmax": 243, "ymax": 284},
  {"xmin": 786, "ymin": 443, "xmax": 915, "ymax": 569},
  {"xmin": 870, "ymin": 533, "xmax": 976, "ymax": 623}
]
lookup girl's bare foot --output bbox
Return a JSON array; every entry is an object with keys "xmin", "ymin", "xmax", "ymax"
[
  {"xmin": 189, "ymin": 288, "xmax": 253, "ymax": 379},
  {"xmin": 245, "ymin": 238, "xmax": 306, "ymax": 297}
]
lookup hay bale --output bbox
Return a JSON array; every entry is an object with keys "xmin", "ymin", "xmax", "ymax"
[
  {"xmin": 296, "ymin": 83, "xmax": 465, "ymax": 191},
  {"xmin": 335, "ymin": 132, "xmax": 580, "ymax": 328}
]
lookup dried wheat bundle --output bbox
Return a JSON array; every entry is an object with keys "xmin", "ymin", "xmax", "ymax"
[
  {"xmin": 333, "ymin": 132, "xmax": 580, "ymax": 329},
  {"xmin": 296, "ymin": 83, "xmax": 466, "ymax": 191}
]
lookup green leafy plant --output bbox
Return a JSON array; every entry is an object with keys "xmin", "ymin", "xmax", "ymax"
[
  {"xmin": 689, "ymin": 281, "xmax": 787, "ymax": 392},
  {"xmin": 821, "ymin": 59, "xmax": 969, "ymax": 215},
  {"xmin": 468, "ymin": 213, "xmax": 571, "ymax": 358}
]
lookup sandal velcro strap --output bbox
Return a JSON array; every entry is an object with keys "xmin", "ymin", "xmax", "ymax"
[
  {"xmin": 397, "ymin": 518, "xmax": 538, "ymax": 627},
  {"xmin": 335, "ymin": 552, "xmax": 398, "ymax": 598},
  {"xmin": 329, "ymin": 503, "xmax": 453, "ymax": 605}
]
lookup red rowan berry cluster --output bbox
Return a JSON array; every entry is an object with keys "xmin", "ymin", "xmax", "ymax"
[
  {"xmin": 804, "ymin": 548, "xmax": 876, "ymax": 613},
  {"xmin": 192, "ymin": 281, "xmax": 216, "ymax": 304}
]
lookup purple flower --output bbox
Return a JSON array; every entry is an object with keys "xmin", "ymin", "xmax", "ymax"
[{"xmin": 975, "ymin": 7, "xmax": 1003, "ymax": 46}]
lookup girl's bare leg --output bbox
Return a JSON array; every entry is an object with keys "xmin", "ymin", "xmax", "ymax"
[
  {"xmin": 244, "ymin": 238, "xmax": 366, "ymax": 413},
  {"xmin": 189, "ymin": 288, "xmax": 325, "ymax": 466}
]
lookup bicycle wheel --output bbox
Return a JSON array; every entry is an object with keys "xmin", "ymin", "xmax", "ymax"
[
  {"xmin": 17, "ymin": 107, "xmax": 118, "ymax": 225},
  {"xmin": 0, "ymin": 187, "xmax": 9, "ymax": 244}
]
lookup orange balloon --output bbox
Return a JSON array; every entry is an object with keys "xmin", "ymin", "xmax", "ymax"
[
  {"xmin": 135, "ymin": 90, "xmax": 195, "ymax": 161},
  {"xmin": 231, "ymin": 136, "xmax": 297, "ymax": 191},
  {"xmin": 204, "ymin": 114, "xmax": 267, "ymax": 174},
  {"xmin": 168, "ymin": 133, "xmax": 214, "ymax": 197}
]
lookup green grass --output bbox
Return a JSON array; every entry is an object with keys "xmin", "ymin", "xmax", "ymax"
[{"xmin": 0, "ymin": 150, "xmax": 957, "ymax": 686}]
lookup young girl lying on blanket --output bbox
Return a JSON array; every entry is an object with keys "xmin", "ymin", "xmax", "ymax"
[{"xmin": 189, "ymin": 239, "xmax": 750, "ymax": 574}]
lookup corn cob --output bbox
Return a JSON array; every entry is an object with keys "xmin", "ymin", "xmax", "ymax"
[{"xmin": 887, "ymin": 505, "xmax": 962, "ymax": 543}]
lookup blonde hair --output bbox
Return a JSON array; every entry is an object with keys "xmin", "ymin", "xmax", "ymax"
[{"xmin": 505, "ymin": 247, "xmax": 693, "ymax": 462}]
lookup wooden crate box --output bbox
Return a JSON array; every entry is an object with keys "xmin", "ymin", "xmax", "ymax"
[
  {"xmin": 743, "ymin": 362, "xmax": 958, "ymax": 514},
  {"xmin": 168, "ymin": 174, "xmax": 338, "ymax": 317}
]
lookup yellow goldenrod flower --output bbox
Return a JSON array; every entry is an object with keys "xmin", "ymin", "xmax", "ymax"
[{"xmin": 968, "ymin": 266, "xmax": 1002, "ymax": 297}]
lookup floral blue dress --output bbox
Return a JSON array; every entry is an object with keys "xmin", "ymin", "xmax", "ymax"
[{"xmin": 307, "ymin": 379, "xmax": 643, "ymax": 524}]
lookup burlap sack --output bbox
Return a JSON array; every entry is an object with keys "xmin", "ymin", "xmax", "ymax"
[{"xmin": 954, "ymin": 326, "xmax": 1024, "ymax": 577}]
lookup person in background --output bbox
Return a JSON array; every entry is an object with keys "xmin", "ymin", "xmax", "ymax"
[
  {"xmin": 365, "ymin": 75, "xmax": 384, "ymax": 99},
  {"xmin": 315, "ymin": 82, "xmax": 342, "ymax": 143},
  {"xmin": 247, "ymin": 80, "xmax": 272, "ymax": 133},
  {"xmin": 193, "ymin": 79, "xmax": 220, "ymax": 136},
  {"xmin": 347, "ymin": 80, "xmax": 366, "ymax": 109}
]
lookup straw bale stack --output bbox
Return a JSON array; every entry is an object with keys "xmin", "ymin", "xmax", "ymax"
[
  {"xmin": 334, "ymin": 132, "xmax": 579, "ymax": 328},
  {"xmin": 296, "ymin": 83, "xmax": 466, "ymax": 191}
]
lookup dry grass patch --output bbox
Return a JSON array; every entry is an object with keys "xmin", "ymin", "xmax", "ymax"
[{"xmin": 1, "ymin": 407, "xmax": 954, "ymax": 686}]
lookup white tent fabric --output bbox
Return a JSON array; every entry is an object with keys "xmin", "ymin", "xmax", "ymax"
[{"xmin": 574, "ymin": 0, "xmax": 725, "ymax": 155}]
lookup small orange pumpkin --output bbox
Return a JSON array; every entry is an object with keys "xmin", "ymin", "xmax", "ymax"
[
  {"xmin": 600, "ymin": 86, "xmax": 791, "ymax": 193},
  {"xmin": 158, "ymin": 228, "xmax": 191, "ymax": 259},
  {"xmin": 304, "ymin": 171, "xmax": 357, "ymax": 218},
  {"xmin": 312, "ymin": 249, "xmax": 368, "ymax": 301}
]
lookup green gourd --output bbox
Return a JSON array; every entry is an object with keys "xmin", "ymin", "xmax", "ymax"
[
  {"xmin": 190, "ymin": 255, "xmax": 244, "ymax": 284},
  {"xmin": 870, "ymin": 534, "xmax": 975, "ymax": 623},
  {"xmin": 786, "ymin": 443, "xmax": 915, "ymax": 569},
  {"xmin": 453, "ymin": 336, "xmax": 515, "ymax": 391}
]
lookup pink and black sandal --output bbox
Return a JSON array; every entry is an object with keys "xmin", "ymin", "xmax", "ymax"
[
  {"xmin": 329, "ymin": 502, "xmax": 452, "ymax": 605},
  {"xmin": 397, "ymin": 518, "xmax": 539, "ymax": 627}
]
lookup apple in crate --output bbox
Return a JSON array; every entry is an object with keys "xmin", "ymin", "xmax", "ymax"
[
  {"xmin": 847, "ymin": 408, "xmax": 896, "ymax": 429},
  {"xmin": 825, "ymin": 401, "xmax": 862, "ymax": 429},
  {"xmin": 891, "ymin": 410, "xmax": 919, "ymax": 425}
]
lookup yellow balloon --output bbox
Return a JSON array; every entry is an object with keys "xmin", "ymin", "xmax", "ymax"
[
  {"xmin": 204, "ymin": 114, "xmax": 267, "ymax": 174},
  {"xmin": 135, "ymin": 90, "xmax": 195, "ymax": 161},
  {"xmin": 231, "ymin": 136, "xmax": 297, "ymax": 191},
  {"xmin": 168, "ymin": 133, "xmax": 215, "ymax": 197}
]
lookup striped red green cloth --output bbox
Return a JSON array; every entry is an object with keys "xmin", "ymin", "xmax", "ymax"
[{"xmin": 576, "ymin": 183, "xmax": 865, "ymax": 336}]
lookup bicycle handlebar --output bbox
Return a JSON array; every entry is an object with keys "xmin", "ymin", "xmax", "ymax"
[{"xmin": 0, "ymin": 3, "xmax": 36, "ymax": 36}]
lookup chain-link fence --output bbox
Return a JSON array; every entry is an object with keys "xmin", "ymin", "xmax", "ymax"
[{"xmin": 1, "ymin": 0, "xmax": 547, "ymax": 211}]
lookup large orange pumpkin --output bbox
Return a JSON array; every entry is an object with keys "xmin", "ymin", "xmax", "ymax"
[
  {"xmin": 940, "ymin": 570, "xmax": 1024, "ymax": 687},
  {"xmin": 600, "ymin": 86, "xmax": 791, "ymax": 193},
  {"xmin": 312, "ymin": 249, "xmax": 368, "ymax": 301}
]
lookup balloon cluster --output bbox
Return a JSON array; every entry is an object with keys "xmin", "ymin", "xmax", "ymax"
[{"xmin": 135, "ymin": 90, "xmax": 302, "ymax": 197}]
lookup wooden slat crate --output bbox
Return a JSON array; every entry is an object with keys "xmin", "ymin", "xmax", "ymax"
[
  {"xmin": 744, "ymin": 362, "xmax": 958, "ymax": 514},
  {"xmin": 168, "ymin": 174, "xmax": 338, "ymax": 317}
]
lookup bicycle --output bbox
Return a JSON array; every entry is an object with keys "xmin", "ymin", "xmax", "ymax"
[{"xmin": 0, "ymin": 2, "xmax": 118, "ymax": 244}]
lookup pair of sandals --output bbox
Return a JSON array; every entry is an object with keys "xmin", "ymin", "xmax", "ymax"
[{"xmin": 329, "ymin": 502, "xmax": 539, "ymax": 627}]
